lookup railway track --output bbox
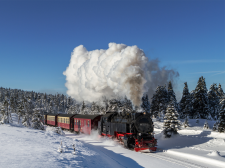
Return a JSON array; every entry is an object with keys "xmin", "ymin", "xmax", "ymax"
[{"xmin": 143, "ymin": 152, "xmax": 207, "ymax": 168}]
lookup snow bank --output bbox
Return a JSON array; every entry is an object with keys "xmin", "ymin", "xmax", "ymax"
[
  {"xmin": 46, "ymin": 126, "xmax": 65, "ymax": 136},
  {"xmin": 207, "ymin": 150, "xmax": 221, "ymax": 157},
  {"xmin": 167, "ymin": 150, "xmax": 225, "ymax": 168},
  {"xmin": 0, "ymin": 124, "xmax": 112, "ymax": 168}
]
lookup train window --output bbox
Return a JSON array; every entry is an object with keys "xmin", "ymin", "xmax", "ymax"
[
  {"xmin": 75, "ymin": 119, "xmax": 76, "ymax": 125},
  {"xmin": 80, "ymin": 120, "xmax": 81, "ymax": 125},
  {"xmin": 88, "ymin": 120, "xmax": 89, "ymax": 127},
  {"xmin": 84, "ymin": 120, "xmax": 86, "ymax": 125}
]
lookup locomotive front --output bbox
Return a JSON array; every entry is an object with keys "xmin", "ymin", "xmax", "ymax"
[{"xmin": 132, "ymin": 113, "xmax": 157, "ymax": 152}]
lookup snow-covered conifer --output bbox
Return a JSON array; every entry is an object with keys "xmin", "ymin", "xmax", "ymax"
[
  {"xmin": 179, "ymin": 82, "xmax": 192, "ymax": 119},
  {"xmin": 0, "ymin": 103, "xmax": 6, "ymax": 124},
  {"xmin": 217, "ymin": 100, "xmax": 225, "ymax": 133},
  {"xmin": 192, "ymin": 76, "xmax": 210, "ymax": 119},
  {"xmin": 91, "ymin": 102, "xmax": 100, "ymax": 114},
  {"xmin": 67, "ymin": 105, "xmax": 76, "ymax": 114},
  {"xmin": 167, "ymin": 81, "xmax": 178, "ymax": 110},
  {"xmin": 212, "ymin": 121, "xmax": 218, "ymax": 131},
  {"xmin": 22, "ymin": 114, "xmax": 30, "ymax": 127},
  {"xmin": 141, "ymin": 94, "xmax": 150, "ymax": 113},
  {"xmin": 217, "ymin": 83, "xmax": 224, "ymax": 98},
  {"xmin": 16, "ymin": 102, "xmax": 25, "ymax": 124},
  {"xmin": 122, "ymin": 97, "xmax": 133, "ymax": 113},
  {"xmin": 208, "ymin": 84, "xmax": 220, "ymax": 120},
  {"xmin": 31, "ymin": 107, "xmax": 44, "ymax": 130},
  {"xmin": 80, "ymin": 101, "xmax": 86, "ymax": 114},
  {"xmin": 3, "ymin": 98, "xmax": 12, "ymax": 123},
  {"xmin": 151, "ymin": 86, "xmax": 168, "ymax": 117},
  {"xmin": 163, "ymin": 100, "xmax": 181, "ymax": 138}
]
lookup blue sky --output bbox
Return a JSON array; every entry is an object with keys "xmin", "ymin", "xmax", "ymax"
[{"xmin": 0, "ymin": 0, "xmax": 224, "ymax": 99}]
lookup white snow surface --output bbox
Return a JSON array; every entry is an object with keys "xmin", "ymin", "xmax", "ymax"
[{"xmin": 1, "ymin": 114, "xmax": 225, "ymax": 168}]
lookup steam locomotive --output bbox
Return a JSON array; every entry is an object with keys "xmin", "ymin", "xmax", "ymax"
[
  {"xmin": 45, "ymin": 111, "xmax": 157, "ymax": 152},
  {"xmin": 98, "ymin": 112, "xmax": 157, "ymax": 152}
]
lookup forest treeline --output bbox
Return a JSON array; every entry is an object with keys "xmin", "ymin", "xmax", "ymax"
[{"xmin": 0, "ymin": 76, "xmax": 225, "ymax": 131}]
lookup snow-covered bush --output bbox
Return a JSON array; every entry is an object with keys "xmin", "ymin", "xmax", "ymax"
[
  {"xmin": 46, "ymin": 126, "xmax": 65, "ymax": 136},
  {"xmin": 183, "ymin": 118, "xmax": 189, "ymax": 128},
  {"xmin": 203, "ymin": 120, "xmax": 210, "ymax": 129}
]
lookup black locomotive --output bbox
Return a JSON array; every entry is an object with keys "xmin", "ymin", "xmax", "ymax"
[{"xmin": 98, "ymin": 112, "xmax": 157, "ymax": 152}]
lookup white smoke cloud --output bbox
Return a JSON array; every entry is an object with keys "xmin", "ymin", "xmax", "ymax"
[{"xmin": 63, "ymin": 43, "xmax": 179, "ymax": 106}]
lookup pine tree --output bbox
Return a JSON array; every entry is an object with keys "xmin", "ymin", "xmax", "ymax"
[
  {"xmin": 0, "ymin": 103, "xmax": 6, "ymax": 124},
  {"xmin": 179, "ymin": 82, "xmax": 192, "ymax": 119},
  {"xmin": 192, "ymin": 76, "xmax": 210, "ymax": 119},
  {"xmin": 218, "ymin": 84, "xmax": 225, "ymax": 108},
  {"xmin": 150, "ymin": 93, "xmax": 159, "ymax": 117},
  {"xmin": 16, "ymin": 102, "xmax": 25, "ymax": 124},
  {"xmin": 208, "ymin": 84, "xmax": 220, "ymax": 120},
  {"xmin": 91, "ymin": 102, "xmax": 96, "ymax": 114},
  {"xmin": 151, "ymin": 86, "xmax": 168, "ymax": 118},
  {"xmin": 141, "ymin": 94, "xmax": 150, "ymax": 113},
  {"xmin": 163, "ymin": 100, "xmax": 181, "ymax": 138},
  {"xmin": 81, "ymin": 101, "xmax": 86, "ymax": 114},
  {"xmin": 31, "ymin": 107, "xmax": 44, "ymax": 130},
  {"xmin": 218, "ymin": 100, "xmax": 225, "ymax": 132},
  {"xmin": 22, "ymin": 114, "xmax": 30, "ymax": 127},
  {"xmin": 167, "ymin": 81, "xmax": 178, "ymax": 110},
  {"xmin": 3, "ymin": 97, "xmax": 12, "ymax": 123},
  {"xmin": 67, "ymin": 105, "xmax": 76, "ymax": 114},
  {"xmin": 217, "ymin": 83, "xmax": 224, "ymax": 98},
  {"xmin": 91, "ymin": 102, "xmax": 100, "ymax": 114},
  {"xmin": 122, "ymin": 97, "xmax": 133, "ymax": 113}
]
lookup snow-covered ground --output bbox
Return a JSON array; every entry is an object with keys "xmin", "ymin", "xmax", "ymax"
[{"xmin": 0, "ymin": 114, "xmax": 225, "ymax": 168}]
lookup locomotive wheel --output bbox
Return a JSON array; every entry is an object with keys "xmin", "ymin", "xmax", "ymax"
[
  {"xmin": 127, "ymin": 137, "xmax": 135, "ymax": 149},
  {"xmin": 124, "ymin": 137, "xmax": 135, "ymax": 149}
]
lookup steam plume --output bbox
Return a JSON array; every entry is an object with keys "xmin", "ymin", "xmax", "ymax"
[{"xmin": 63, "ymin": 43, "xmax": 179, "ymax": 106}]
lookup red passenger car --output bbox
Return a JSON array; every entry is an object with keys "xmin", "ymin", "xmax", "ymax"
[
  {"xmin": 73, "ymin": 114, "xmax": 101, "ymax": 134},
  {"xmin": 47, "ymin": 114, "xmax": 58, "ymax": 126},
  {"xmin": 57, "ymin": 114, "xmax": 77, "ymax": 130}
]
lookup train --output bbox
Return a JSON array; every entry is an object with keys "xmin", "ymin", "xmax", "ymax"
[{"xmin": 44, "ymin": 111, "xmax": 157, "ymax": 152}]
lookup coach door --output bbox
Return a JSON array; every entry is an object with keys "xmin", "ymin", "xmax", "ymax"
[{"xmin": 78, "ymin": 120, "xmax": 81, "ymax": 132}]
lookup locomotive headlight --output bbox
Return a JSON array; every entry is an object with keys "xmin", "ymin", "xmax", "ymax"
[{"xmin": 139, "ymin": 133, "xmax": 141, "ymax": 136}]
